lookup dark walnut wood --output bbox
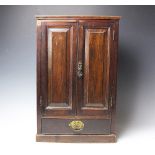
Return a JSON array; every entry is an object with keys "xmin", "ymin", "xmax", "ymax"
[
  {"xmin": 36, "ymin": 16, "xmax": 120, "ymax": 143},
  {"xmin": 77, "ymin": 20, "xmax": 114, "ymax": 116}
]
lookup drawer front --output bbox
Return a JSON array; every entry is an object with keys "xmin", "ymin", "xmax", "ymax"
[{"xmin": 42, "ymin": 118, "xmax": 111, "ymax": 134}]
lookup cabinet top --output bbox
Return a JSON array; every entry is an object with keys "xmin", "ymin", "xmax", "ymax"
[{"xmin": 36, "ymin": 15, "xmax": 121, "ymax": 20}]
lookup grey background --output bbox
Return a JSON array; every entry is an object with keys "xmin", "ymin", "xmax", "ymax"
[{"xmin": 0, "ymin": 6, "xmax": 155, "ymax": 140}]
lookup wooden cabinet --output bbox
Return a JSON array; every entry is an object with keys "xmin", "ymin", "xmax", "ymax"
[{"xmin": 36, "ymin": 16, "xmax": 120, "ymax": 143}]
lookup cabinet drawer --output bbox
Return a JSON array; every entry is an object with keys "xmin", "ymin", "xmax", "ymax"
[{"xmin": 42, "ymin": 118, "xmax": 111, "ymax": 135}]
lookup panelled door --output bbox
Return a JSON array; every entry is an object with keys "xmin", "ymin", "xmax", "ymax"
[
  {"xmin": 39, "ymin": 19, "xmax": 114, "ymax": 117},
  {"xmin": 77, "ymin": 20, "xmax": 115, "ymax": 116},
  {"xmin": 40, "ymin": 20, "xmax": 78, "ymax": 116}
]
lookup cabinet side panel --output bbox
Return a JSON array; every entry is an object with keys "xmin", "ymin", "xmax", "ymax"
[
  {"xmin": 110, "ymin": 21, "xmax": 119, "ymax": 135},
  {"xmin": 37, "ymin": 20, "xmax": 42, "ymax": 134}
]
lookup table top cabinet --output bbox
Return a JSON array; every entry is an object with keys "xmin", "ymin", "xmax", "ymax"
[{"xmin": 36, "ymin": 16, "xmax": 120, "ymax": 142}]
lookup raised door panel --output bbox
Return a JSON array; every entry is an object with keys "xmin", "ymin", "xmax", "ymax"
[
  {"xmin": 77, "ymin": 21, "xmax": 114, "ymax": 116},
  {"xmin": 84, "ymin": 28, "xmax": 109, "ymax": 109},
  {"xmin": 40, "ymin": 21, "xmax": 77, "ymax": 116},
  {"xmin": 48, "ymin": 28, "xmax": 70, "ymax": 108}
]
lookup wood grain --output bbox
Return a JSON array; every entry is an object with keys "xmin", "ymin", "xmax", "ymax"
[
  {"xmin": 36, "ymin": 15, "xmax": 121, "ymax": 20},
  {"xmin": 77, "ymin": 20, "xmax": 114, "ymax": 116},
  {"xmin": 36, "ymin": 16, "xmax": 120, "ymax": 142},
  {"xmin": 85, "ymin": 28, "xmax": 109, "ymax": 107},
  {"xmin": 36, "ymin": 134, "xmax": 117, "ymax": 143},
  {"xmin": 41, "ymin": 118, "xmax": 110, "ymax": 134},
  {"xmin": 40, "ymin": 21, "xmax": 78, "ymax": 116},
  {"xmin": 48, "ymin": 28, "xmax": 68, "ymax": 106}
]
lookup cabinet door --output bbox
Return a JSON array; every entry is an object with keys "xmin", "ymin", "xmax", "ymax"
[
  {"xmin": 77, "ymin": 20, "xmax": 115, "ymax": 116},
  {"xmin": 39, "ymin": 20, "xmax": 77, "ymax": 116}
]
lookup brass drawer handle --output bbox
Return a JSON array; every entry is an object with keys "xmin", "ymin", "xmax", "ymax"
[
  {"xmin": 69, "ymin": 120, "xmax": 84, "ymax": 131},
  {"xmin": 77, "ymin": 61, "xmax": 83, "ymax": 78}
]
